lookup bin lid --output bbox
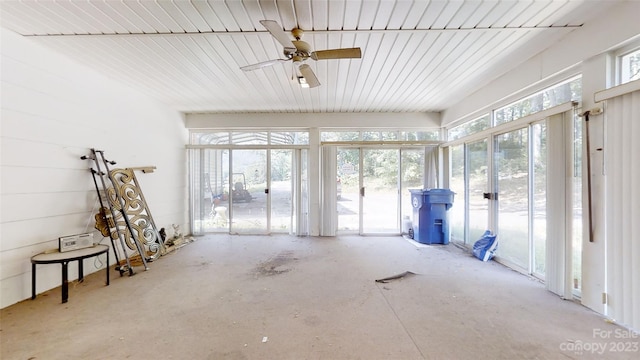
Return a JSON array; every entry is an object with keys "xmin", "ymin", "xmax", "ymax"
[
  {"xmin": 409, "ymin": 188, "xmax": 455, "ymax": 194},
  {"xmin": 426, "ymin": 188, "xmax": 455, "ymax": 194}
]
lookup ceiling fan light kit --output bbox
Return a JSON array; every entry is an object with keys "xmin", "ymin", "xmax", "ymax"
[
  {"xmin": 297, "ymin": 76, "xmax": 309, "ymax": 88},
  {"xmin": 241, "ymin": 20, "xmax": 362, "ymax": 88}
]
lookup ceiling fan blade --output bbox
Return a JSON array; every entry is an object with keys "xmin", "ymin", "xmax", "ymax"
[
  {"xmin": 311, "ymin": 48, "xmax": 362, "ymax": 60},
  {"xmin": 298, "ymin": 64, "xmax": 321, "ymax": 88},
  {"xmin": 241, "ymin": 59, "xmax": 289, "ymax": 71},
  {"xmin": 260, "ymin": 20, "xmax": 296, "ymax": 52}
]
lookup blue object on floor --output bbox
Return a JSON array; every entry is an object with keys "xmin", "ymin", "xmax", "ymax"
[{"xmin": 472, "ymin": 230, "xmax": 498, "ymax": 261}]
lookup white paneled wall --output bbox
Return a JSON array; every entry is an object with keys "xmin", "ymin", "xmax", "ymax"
[
  {"xmin": 599, "ymin": 85, "xmax": 640, "ymax": 332},
  {"xmin": 0, "ymin": 29, "xmax": 188, "ymax": 308}
]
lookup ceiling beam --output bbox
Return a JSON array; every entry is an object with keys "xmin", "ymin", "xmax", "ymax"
[{"xmin": 23, "ymin": 25, "xmax": 582, "ymax": 37}]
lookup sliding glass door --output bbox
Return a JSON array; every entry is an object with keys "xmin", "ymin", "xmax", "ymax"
[
  {"xmin": 230, "ymin": 149, "xmax": 267, "ymax": 234},
  {"xmin": 468, "ymin": 139, "xmax": 490, "ymax": 244},
  {"xmin": 494, "ymin": 128, "xmax": 529, "ymax": 270},
  {"xmin": 362, "ymin": 149, "xmax": 400, "ymax": 234},
  {"xmin": 492, "ymin": 125, "xmax": 547, "ymax": 276},
  {"xmin": 337, "ymin": 146, "xmax": 426, "ymax": 235},
  {"xmin": 270, "ymin": 149, "xmax": 293, "ymax": 233},
  {"xmin": 189, "ymin": 146, "xmax": 304, "ymax": 235},
  {"xmin": 337, "ymin": 148, "xmax": 360, "ymax": 232},
  {"xmin": 449, "ymin": 140, "xmax": 489, "ymax": 245},
  {"xmin": 449, "ymin": 145, "xmax": 465, "ymax": 243},
  {"xmin": 190, "ymin": 149, "xmax": 230, "ymax": 234}
]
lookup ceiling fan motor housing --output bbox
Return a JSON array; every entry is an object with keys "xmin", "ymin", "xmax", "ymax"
[{"xmin": 292, "ymin": 40, "xmax": 312, "ymax": 59}]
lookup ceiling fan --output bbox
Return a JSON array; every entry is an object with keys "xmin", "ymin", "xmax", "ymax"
[{"xmin": 241, "ymin": 20, "xmax": 362, "ymax": 88}]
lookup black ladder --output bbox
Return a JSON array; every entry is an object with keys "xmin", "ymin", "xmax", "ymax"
[{"xmin": 81, "ymin": 149, "xmax": 149, "ymax": 275}]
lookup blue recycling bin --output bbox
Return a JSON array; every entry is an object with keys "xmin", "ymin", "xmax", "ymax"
[{"xmin": 409, "ymin": 189, "xmax": 455, "ymax": 245}]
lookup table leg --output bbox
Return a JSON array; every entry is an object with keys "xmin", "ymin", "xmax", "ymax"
[
  {"xmin": 31, "ymin": 263, "xmax": 36, "ymax": 300},
  {"xmin": 61, "ymin": 261, "xmax": 69, "ymax": 304},
  {"xmin": 78, "ymin": 259, "xmax": 84, "ymax": 283}
]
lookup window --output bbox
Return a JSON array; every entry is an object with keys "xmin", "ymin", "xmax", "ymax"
[
  {"xmin": 362, "ymin": 131, "xmax": 398, "ymax": 141},
  {"xmin": 447, "ymin": 115, "xmax": 490, "ymax": 141},
  {"xmin": 191, "ymin": 132, "xmax": 230, "ymax": 145},
  {"xmin": 321, "ymin": 130, "xmax": 439, "ymax": 142},
  {"xmin": 190, "ymin": 131, "xmax": 309, "ymax": 145},
  {"xmin": 619, "ymin": 47, "xmax": 640, "ymax": 85},
  {"xmin": 494, "ymin": 77, "xmax": 581, "ymax": 125},
  {"xmin": 270, "ymin": 132, "xmax": 309, "ymax": 145},
  {"xmin": 447, "ymin": 77, "xmax": 582, "ymax": 144},
  {"xmin": 401, "ymin": 131, "xmax": 440, "ymax": 141},
  {"xmin": 321, "ymin": 131, "xmax": 359, "ymax": 142}
]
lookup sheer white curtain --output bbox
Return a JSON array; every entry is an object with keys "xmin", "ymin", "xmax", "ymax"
[
  {"xmin": 545, "ymin": 111, "xmax": 574, "ymax": 298},
  {"xmin": 293, "ymin": 149, "xmax": 309, "ymax": 236},
  {"xmin": 596, "ymin": 83, "xmax": 640, "ymax": 331},
  {"xmin": 320, "ymin": 146, "xmax": 337, "ymax": 236},
  {"xmin": 424, "ymin": 146, "xmax": 438, "ymax": 189}
]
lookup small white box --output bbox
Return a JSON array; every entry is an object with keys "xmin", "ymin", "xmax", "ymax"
[{"xmin": 59, "ymin": 233, "xmax": 94, "ymax": 252}]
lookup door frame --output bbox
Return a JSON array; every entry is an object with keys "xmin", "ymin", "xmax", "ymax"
[
  {"xmin": 443, "ymin": 103, "xmax": 577, "ymax": 292},
  {"xmin": 188, "ymin": 145, "xmax": 308, "ymax": 235},
  {"xmin": 332, "ymin": 144, "xmax": 432, "ymax": 235}
]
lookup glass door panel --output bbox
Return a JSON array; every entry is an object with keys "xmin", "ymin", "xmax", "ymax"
[
  {"xmin": 362, "ymin": 149, "xmax": 399, "ymax": 234},
  {"xmin": 270, "ymin": 149, "xmax": 293, "ymax": 233},
  {"xmin": 231, "ymin": 149, "xmax": 267, "ymax": 234},
  {"xmin": 495, "ymin": 128, "xmax": 529, "ymax": 269},
  {"xmin": 207, "ymin": 149, "xmax": 230, "ymax": 232},
  {"xmin": 449, "ymin": 145, "xmax": 465, "ymax": 243},
  {"xmin": 468, "ymin": 139, "xmax": 489, "ymax": 244},
  {"xmin": 401, "ymin": 149, "xmax": 424, "ymax": 234},
  {"xmin": 189, "ymin": 148, "xmax": 231, "ymax": 234},
  {"xmin": 337, "ymin": 148, "xmax": 360, "ymax": 232},
  {"xmin": 532, "ymin": 122, "xmax": 547, "ymax": 277}
]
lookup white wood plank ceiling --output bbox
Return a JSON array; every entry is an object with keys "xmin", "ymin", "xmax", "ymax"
[{"xmin": 0, "ymin": 1, "xmax": 617, "ymax": 114}]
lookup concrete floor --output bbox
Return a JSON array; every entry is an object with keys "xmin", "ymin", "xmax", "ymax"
[{"xmin": 1, "ymin": 235, "xmax": 638, "ymax": 360}]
